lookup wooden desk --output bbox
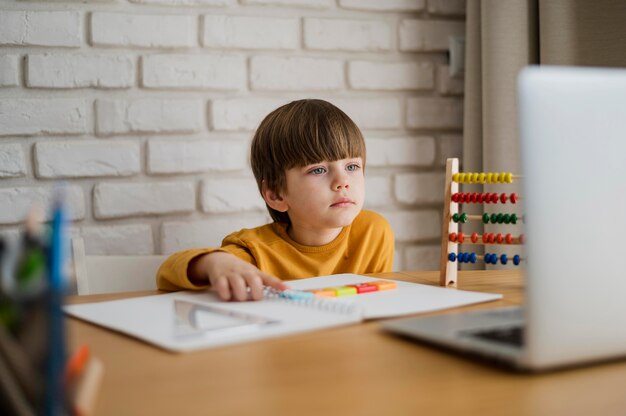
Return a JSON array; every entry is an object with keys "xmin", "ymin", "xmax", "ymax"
[{"xmin": 67, "ymin": 270, "xmax": 626, "ymax": 415}]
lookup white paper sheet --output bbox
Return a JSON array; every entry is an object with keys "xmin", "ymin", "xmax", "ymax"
[{"xmin": 64, "ymin": 274, "xmax": 501, "ymax": 352}]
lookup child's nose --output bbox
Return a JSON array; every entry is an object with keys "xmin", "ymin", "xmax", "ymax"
[{"xmin": 333, "ymin": 175, "xmax": 350, "ymax": 190}]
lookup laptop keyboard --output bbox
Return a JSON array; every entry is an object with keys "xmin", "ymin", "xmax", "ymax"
[{"xmin": 465, "ymin": 325, "xmax": 525, "ymax": 347}]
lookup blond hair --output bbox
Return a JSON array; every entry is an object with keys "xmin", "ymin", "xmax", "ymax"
[{"xmin": 250, "ymin": 99, "xmax": 366, "ymax": 223}]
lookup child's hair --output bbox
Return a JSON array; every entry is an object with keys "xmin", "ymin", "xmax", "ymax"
[{"xmin": 250, "ymin": 99, "xmax": 366, "ymax": 224}]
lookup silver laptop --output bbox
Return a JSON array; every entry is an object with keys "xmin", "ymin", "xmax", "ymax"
[{"xmin": 382, "ymin": 66, "xmax": 626, "ymax": 371}]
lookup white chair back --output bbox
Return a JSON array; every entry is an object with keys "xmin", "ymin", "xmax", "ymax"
[{"xmin": 71, "ymin": 237, "xmax": 168, "ymax": 295}]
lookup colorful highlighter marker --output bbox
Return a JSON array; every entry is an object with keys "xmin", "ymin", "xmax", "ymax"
[
  {"xmin": 279, "ymin": 290, "xmax": 315, "ymax": 300},
  {"xmin": 348, "ymin": 283, "xmax": 378, "ymax": 294},
  {"xmin": 306, "ymin": 289, "xmax": 336, "ymax": 297},
  {"xmin": 327, "ymin": 286, "xmax": 358, "ymax": 297},
  {"xmin": 370, "ymin": 280, "xmax": 397, "ymax": 291}
]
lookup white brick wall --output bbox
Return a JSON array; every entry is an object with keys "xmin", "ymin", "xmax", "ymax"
[
  {"xmin": 142, "ymin": 54, "xmax": 246, "ymax": 90},
  {"xmin": 0, "ymin": 0, "xmax": 465, "ymax": 272},
  {"xmin": 35, "ymin": 141, "xmax": 140, "ymax": 178},
  {"xmin": 0, "ymin": 99, "xmax": 89, "ymax": 136},
  {"xmin": 94, "ymin": 182, "xmax": 196, "ymax": 219},
  {"xmin": 304, "ymin": 18, "xmax": 392, "ymax": 51},
  {"xmin": 367, "ymin": 137, "xmax": 436, "ymax": 167},
  {"xmin": 201, "ymin": 178, "xmax": 266, "ymax": 213},
  {"xmin": 81, "ymin": 224, "xmax": 155, "ymax": 255},
  {"xmin": 395, "ymin": 172, "xmax": 445, "ymax": 205},
  {"xmin": 0, "ymin": 144, "xmax": 26, "ymax": 178},
  {"xmin": 161, "ymin": 214, "xmax": 269, "ymax": 253},
  {"xmin": 91, "ymin": 13, "xmax": 196, "ymax": 48},
  {"xmin": 399, "ymin": 20, "xmax": 465, "ymax": 52},
  {"xmin": 211, "ymin": 97, "xmax": 288, "ymax": 131},
  {"xmin": 349, "ymin": 61, "xmax": 434, "ymax": 91},
  {"xmin": 406, "ymin": 97, "xmax": 463, "ymax": 129},
  {"xmin": 148, "ymin": 140, "xmax": 247, "ymax": 174},
  {"xmin": 27, "ymin": 54, "xmax": 135, "ymax": 89},
  {"xmin": 0, "ymin": 11, "xmax": 82, "ymax": 47},
  {"xmin": 339, "ymin": 0, "xmax": 425, "ymax": 12},
  {"xmin": 202, "ymin": 15, "xmax": 299, "ymax": 50},
  {"xmin": 0, "ymin": 55, "xmax": 20, "ymax": 87},
  {"xmin": 0, "ymin": 186, "xmax": 85, "ymax": 224},
  {"xmin": 95, "ymin": 98, "xmax": 204, "ymax": 136},
  {"xmin": 251, "ymin": 56, "xmax": 344, "ymax": 91}
]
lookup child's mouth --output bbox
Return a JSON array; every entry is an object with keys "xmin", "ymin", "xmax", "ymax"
[{"xmin": 331, "ymin": 198, "xmax": 354, "ymax": 207}]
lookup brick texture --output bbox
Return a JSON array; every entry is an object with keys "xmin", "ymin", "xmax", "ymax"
[
  {"xmin": 81, "ymin": 224, "xmax": 155, "ymax": 255},
  {"xmin": 0, "ymin": 99, "xmax": 89, "ymax": 136},
  {"xmin": 304, "ymin": 18, "xmax": 391, "ymax": 51},
  {"xmin": 94, "ymin": 182, "xmax": 196, "ymax": 219},
  {"xmin": 250, "ymin": 56, "xmax": 344, "ymax": 91},
  {"xmin": 0, "ymin": 186, "xmax": 85, "ymax": 224},
  {"xmin": 201, "ymin": 178, "xmax": 266, "ymax": 213},
  {"xmin": 349, "ymin": 61, "xmax": 434, "ymax": 90},
  {"xmin": 161, "ymin": 214, "xmax": 270, "ymax": 253},
  {"xmin": 95, "ymin": 98, "xmax": 204, "ymax": 136},
  {"xmin": 27, "ymin": 54, "xmax": 135, "ymax": 88},
  {"xmin": 399, "ymin": 20, "xmax": 465, "ymax": 52},
  {"xmin": 0, "ymin": 0, "xmax": 466, "ymax": 272},
  {"xmin": 0, "ymin": 11, "xmax": 82, "ymax": 47},
  {"xmin": 366, "ymin": 137, "xmax": 436, "ymax": 167},
  {"xmin": 91, "ymin": 13, "xmax": 196, "ymax": 48},
  {"xmin": 142, "ymin": 54, "xmax": 246, "ymax": 90},
  {"xmin": 406, "ymin": 97, "xmax": 464, "ymax": 129},
  {"xmin": 202, "ymin": 15, "xmax": 299, "ymax": 49},
  {"xmin": 0, "ymin": 55, "xmax": 20, "ymax": 86},
  {"xmin": 148, "ymin": 140, "xmax": 247, "ymax": 174},
  {"xmin": 35, "ymin": 141, "xmax": 140, "ymax": 178},
  {"xmin": 0, "ymin": 144, "xmax": 27, "ymax": 178},
  {"xmin": 339, "ymin": 0, "xmax": 425, "ymax": 12}
]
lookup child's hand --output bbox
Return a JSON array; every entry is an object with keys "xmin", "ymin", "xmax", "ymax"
[{"xmin": 196, "ymin": 252, "xmax": 288, "ymax": 301}]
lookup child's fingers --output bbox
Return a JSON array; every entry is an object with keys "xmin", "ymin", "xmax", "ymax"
[
  {"xmin": 242, "ymin": 274, "xmax": 264, "ymax": 300},
  {"xmin": 229, "ymin": 275, "xmax": 249, "ymax": 301},
  {"xmin": 212, "ymin": 276, "xmax": 232, "ymax": 301},
  {"xmin": 260, "ymin": 273, "xmax": 288, "ymax": 291}
]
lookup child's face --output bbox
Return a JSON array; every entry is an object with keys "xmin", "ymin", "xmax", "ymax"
[{"xmin": 281, "ymin": 157, "xmax": 365, "ymax": 232}]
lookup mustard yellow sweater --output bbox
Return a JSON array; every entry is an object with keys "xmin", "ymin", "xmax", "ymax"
[{"xmin": 156, "ymin": 210, "xmax": 394, "ymax": 291}]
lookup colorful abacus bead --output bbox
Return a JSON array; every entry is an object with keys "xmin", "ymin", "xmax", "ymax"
[
  {"xmin": 482, "ymin": 213, "xmax": 490, "ymax": 224},
  {"xmin": 510, "ymin": 193, "xmax": 518, "ymax": 204},
  {"xmin": 448, "ymin": 252, "xmax": 457, "ymax": 262},
  {"xmin": 505, "ymin": 233, "xmax": 513, "ymax": 244},
  {"xmin": 471, "ymin": 232, "xmax": 479, "ymax": 243},
  {"xmin": 513, "ymin": 255, "xmax": 521, "ymax": 265},
  {"xmin": 500, "ymin": 254, "xmax": 508, "ymax": 265}
]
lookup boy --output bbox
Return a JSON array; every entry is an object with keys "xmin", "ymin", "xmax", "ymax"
[{"xmin": 157, "ymin": 99, "xmax": 394, "ymax": 301}]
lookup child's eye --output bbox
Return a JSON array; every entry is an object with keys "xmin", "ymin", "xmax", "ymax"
[
  {"xmin": 309, "ymin": 167, "xmax": 327, "ymax": 175},
  {"xmin": 346, "ymin": 163, "xmax": 361, "ymax": 172}
]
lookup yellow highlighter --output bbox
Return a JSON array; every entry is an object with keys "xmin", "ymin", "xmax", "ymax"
[{"xmin": 327, "ymin": 286, "xmax": 358, "ymax": 297}]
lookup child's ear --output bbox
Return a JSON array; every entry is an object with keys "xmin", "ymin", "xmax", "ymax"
[{"xmin": 261, "ymin": 182, "xmax": 289, "ymax": 212}]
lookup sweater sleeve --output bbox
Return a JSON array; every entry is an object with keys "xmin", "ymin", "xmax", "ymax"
[{"xmin": 155, "ymin": 233, "xmax": 257, "ymax": 291}]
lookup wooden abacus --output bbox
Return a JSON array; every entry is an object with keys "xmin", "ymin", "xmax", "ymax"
[{"xmin": 439, "ymin": 158, "xmax": 525, "ymax": 287}]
